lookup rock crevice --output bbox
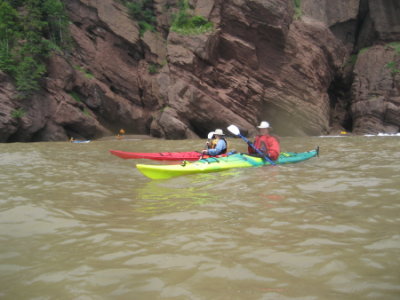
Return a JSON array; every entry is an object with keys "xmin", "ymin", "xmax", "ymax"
[{"xmin": 0, "ymin": 0, "xmax": 399, "ymax": 142}]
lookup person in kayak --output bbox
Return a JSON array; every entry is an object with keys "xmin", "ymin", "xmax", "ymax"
[
  {"xmin": 206, "ymin": 131, "xmax": 217, "ymax": 150},
  {"xmin": 248, "ymin": 121, "xmax": 280, "ymax": 160},
  {"xmin": 202, "ymin": 129, "xmax": 228, "ymax": 156}
]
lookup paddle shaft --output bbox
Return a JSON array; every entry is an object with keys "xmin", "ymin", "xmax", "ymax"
[{"xmin": 237, "ymin": 134, "xmax": 276, "ymax": 165}]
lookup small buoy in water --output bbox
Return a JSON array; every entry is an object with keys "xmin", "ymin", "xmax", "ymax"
[
  {"xmin": 340, "ymin": 131, "xmax": 347, "ymax": 135},
  {"xmin": 117, "ymin": 128, "xmax": 126, "ymax": 139}
]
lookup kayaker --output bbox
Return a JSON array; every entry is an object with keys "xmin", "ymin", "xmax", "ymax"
[
  {"xmin": 116, "ymin": 128, "xmax": 125, "ymax": 139},
  {"xmin": 202, "ymin": 129, "xmax": 228, "ymax": 156},
  {"xmin": 248, "ymin": 121, "xmax": 280, "ymax": 160}
]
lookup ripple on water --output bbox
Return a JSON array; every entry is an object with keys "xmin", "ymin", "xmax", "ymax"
[
  {"xmin": 364, "ymin": 235, "xmax": 400, "ymax": 250},
  {"xmin": 0, "ymin": 205, "xmax": 82, "ymax": 238},
  {"xmin": 298, "ymin": 224, "xmax": 369, "ymax": 234},
  {"xmin": 0, "ymin": 137, "xmax": 399, "ymax": 299},
  {"xmin": 148, "ymin": 210, "xmax": 219, "ymax": 221},
  {"xmin": 124, "ymin": 253, "xmax": 214, "ymax": 270}
]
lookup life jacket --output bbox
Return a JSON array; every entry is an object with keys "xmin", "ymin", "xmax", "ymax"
[
  {"xmin": 208, "ymin": 138, "xmax": 218, "ymax": 149},
  {"xmin": 248, "ymin": 135, "xmax": 280, "ymax": 160},
  {"xmin": 208, "ymin": 138, "xmax": 228, "ymax": 153}
]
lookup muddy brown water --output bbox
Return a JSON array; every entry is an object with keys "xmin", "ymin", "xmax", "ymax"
[{"xmin": 0, "ymin": 136, "xmax": 399, "ymax": 299}]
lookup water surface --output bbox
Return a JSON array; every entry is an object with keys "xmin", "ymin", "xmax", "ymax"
[{"xmin": 0, "ymin": 136, "xmax": 399, "ymax": 299}]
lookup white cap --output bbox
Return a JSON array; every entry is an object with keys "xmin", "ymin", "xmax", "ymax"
[
  {"xmin": 214, "ymin": 129, "xmax": 225, "ymax": 135},
  {"xmin": 207, "ymin": 131, "xmax": 215, "ymax": 139},
  {"xmin": 257, "ymin": 121, "xmax": 271, "ymax": 129}
]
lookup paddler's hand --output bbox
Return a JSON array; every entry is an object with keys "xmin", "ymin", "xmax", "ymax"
[{"xmin": 201, "ymin": 150, "xmax": 208, "ymax": 155}]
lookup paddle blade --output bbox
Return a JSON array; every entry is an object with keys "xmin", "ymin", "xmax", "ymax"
[
  {"xmin": 207, "ymin": 131, "xmax": 215, "ymax": 139},
  {"xmin": 227, "ymin": 125, "xmax": 240, "ymax": 136}
]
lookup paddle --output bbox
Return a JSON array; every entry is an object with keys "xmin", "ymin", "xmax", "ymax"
[{"xmin": 227, "ymin": 125, "xmax": 276, "ymax": 165}]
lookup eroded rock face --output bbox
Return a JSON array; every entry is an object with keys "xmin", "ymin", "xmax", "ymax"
[
  {"xmin": 0, "ymin": 0, "xmax": 399, "ymax": 141},
  {"xmin": 302, "ymin": 0, "xmax": 400, "ymax": 51},
  {"xmin": 157, "ymin": 0, "xmax": 346, "ymax": 136},
  {"xmin": 368, "ymin": 0, "xmax": 400, "ymax": 41},
  {"xmin": 262, "ymin": 19, "xmax": 346, "ymax": 135},
  {"xmin": 302, "ymin": 0, "xmax": 400, "ymax": 134},
  {"xmin": 1, "ymin": 0, "xmax": 152, "ymax": 141},
  {"xmin": 302, "ymin": 0, "xmax": 360, "ymax": 51},
  {"xmin": 351, "ymin": 45, "xmax": 400, "ymax": 134}
]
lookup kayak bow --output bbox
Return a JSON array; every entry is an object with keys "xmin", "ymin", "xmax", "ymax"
[{"xmin": 110, "ymin": 150, "xmax": 226, "ymax": 161}]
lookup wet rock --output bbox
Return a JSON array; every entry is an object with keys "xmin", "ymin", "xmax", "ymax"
[
  {"xmin": 78, "ymin": 0, "xmax": 140, "ymax": 44},
  {"xmin": 368, "ymin": 0, "xmax": 400, "ymax": 41},
  {"xmin": 302, "ymin": 0, "xmax": 360, "ymax": 51},
  {"xmin": 351, "ymin": 45, "xmax": 400, "ymax": 134},
  {"xmin": 143, "ymin": 31, "xmax": 168, "ymax": 64}
]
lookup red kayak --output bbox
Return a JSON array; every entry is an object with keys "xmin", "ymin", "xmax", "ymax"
[{"xmin": 109, "ymin": 150, "xmax": 227, "ymax": 161}]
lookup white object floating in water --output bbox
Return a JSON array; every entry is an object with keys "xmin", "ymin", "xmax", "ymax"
[{"xmin": 71, "ymin": 140, "xmax": 91, "ymax": 143}]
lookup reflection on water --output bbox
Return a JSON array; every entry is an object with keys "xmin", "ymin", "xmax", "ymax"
[
  {"xmin": 134, "ymin": 179, "xmax": 216, "ymax": 214},
  {"xmin": 0, "ymin": 136, "xmax": 399, "ymax": 299}
]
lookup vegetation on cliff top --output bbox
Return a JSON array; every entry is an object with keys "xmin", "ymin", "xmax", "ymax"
[
  {"xmin": 124, "ymin": 0, "xmax": 213, "ymax": 36},
  {"xmin": 171, "ymin": 0, "xmax": 213, "ymax": 35},
  {"xmin": 0, "ymin": 0, "xmax": 70, "ymax": 96}
]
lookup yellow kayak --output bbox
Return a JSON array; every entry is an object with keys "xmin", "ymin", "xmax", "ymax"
[{"xmin": 136, "ymin": 149, "xmax": 318, "ymax": 179}]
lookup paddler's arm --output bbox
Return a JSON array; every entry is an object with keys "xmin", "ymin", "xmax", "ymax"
[{"xmin": 204, "ymin": 139, "xmax": 226, "ymax": 156}]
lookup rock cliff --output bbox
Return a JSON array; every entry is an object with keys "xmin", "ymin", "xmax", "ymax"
[
  {"xmin": 302, "ymin": 0, "xmax": 400, "ymax": 134},
  {"xmin": 0, "ymin": 0, "xmax": 399, "ymax": 142}
]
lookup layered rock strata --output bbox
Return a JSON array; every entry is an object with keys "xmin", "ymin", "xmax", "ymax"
[{"xmin": 0, "ymin": 0, "xmax": 399, "ymax": 141}]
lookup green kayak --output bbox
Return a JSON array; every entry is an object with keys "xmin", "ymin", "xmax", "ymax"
[{"xmin": 136, "ymin": 148, "xmax": 319, "ymax": 179}]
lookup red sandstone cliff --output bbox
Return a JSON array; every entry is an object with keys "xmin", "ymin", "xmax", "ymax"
[{"xmin": 0, "ymin": 0, "xmax": 399, "ymax": 142}]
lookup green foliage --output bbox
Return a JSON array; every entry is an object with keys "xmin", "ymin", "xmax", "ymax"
[
  {"xmin": 178, "ymin": 0, "xmax": 190, "ymax": 10},
  {"xmin": 138, "ymin": 20, "xmax": 155, "ymax": 35},
  {"xmin": 293, "ymin": 0, "xmax": 302, "ymax": 20},
  {"xmin": 171, "ymin": 0, "xmax": 213, "ymax": 35},
  {"xmin": 69, "ymin": 91, "xmax": 82, "ymax": 102},
  {"xmin": 160, "ymin": 105, "xmax": 170, "ymax": 112},
  {"xmin": 82, "ymin": 108, "xmax": 91, "ymax": 116},
  {"xmin": 125, "ymin": 0, "xmax": 156, "ymax": 36},
  {"xmin": 383, "ymin": 42, "xmax": 400, "ymax": 75},
  {"xmin": 11, "ymin": 108, "xmax": 26, "ymax": 118},
  {"xmin": 148, "ymin": 63, "xmax": 159, "ymax": 74},
  {"xmin": 74, "ymin": 65, "xmax": 94, "ymax": 79},
  {"xmin": 14, "ymin": 56, "xmax": 46, "ymax": 94},
  {"xmin": 386, "ymin": 61, "xmax": 400, "ymax": 75},
  {"xmin": 42, "ymin": 0, "xmax": 71, "ymax": 47},
  {"xmin": 386, "ymin": 42, "xmax": 400, "ymax": 54},
  {"xmin": 0, "ymin": 1, "xmax": 20, "ymax": 72},
  {"xmin": 359, "ymin": 47, "xmax": 370, "ymax": 55},
  {"xmin": 0, "ymin": 0, "xmax": 70, "ymax": 96}
]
